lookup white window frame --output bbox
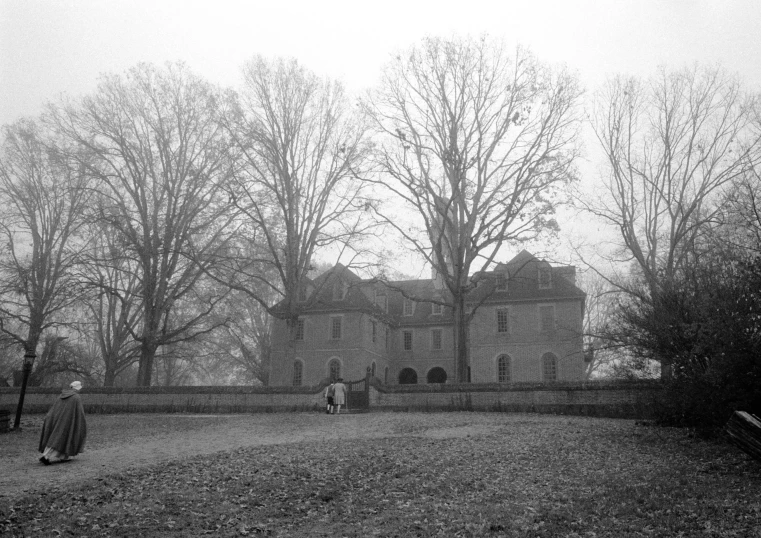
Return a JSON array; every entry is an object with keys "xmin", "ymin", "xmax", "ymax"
[
  {"xmin": 496, "ymin": 308, "xmax": 510, "ymax": 334},
  {"xmin": 542, "ymin": 353, "xmax": 558, "ymax": 382},
  {"xmin": 403, "ymin": 297, "xmax": 414, "ymax": 316},
  {"xmin": 292, "ymin": 360, "xmax": 304, "ymax": 387},
  {"xmin": 431, "ymin": 328, "xmax": 442, "ymax": 350},
  {"xmin": 403, "ymin": 329, "xmax": 413, "ymax": 351},
  {"xmin": 495, "ymin": 273, "xmax": 507, "ymax": 291},
  {"xmin": 497, "ymin": 354, "xmax": 511, "ymax": 383},
  {"xmin": 431, "ymin": 302, "xmax": 443, "ymax": 315},
  {"xmin": 328, "ymin": 358, "xmax": 341, "ymax": 382},
  {"xmin": 330, "ymin": 315, "xmax": 343, "ymax": 340}
]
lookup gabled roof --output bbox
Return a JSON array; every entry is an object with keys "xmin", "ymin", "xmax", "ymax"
[
  {"xmin": 497, "ymin": 249, "xmax": 537, "ymax": 271},
  {"xmin": 276, "ymin": 250, "xmax": 585, "ymax": 323},
  {"xmin": 471, "ymin": 250, "xmax": 585, "ymax": 304},
  {"xmin": 384, "ymin": 279, "xmax": 452, "ymax": 326},
  {"xmin": 311, "ymin": 263, "xmax": 362, "ymax": 287}
]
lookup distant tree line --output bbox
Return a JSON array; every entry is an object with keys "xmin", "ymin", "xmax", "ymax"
[{"xmin": 0, "ymin": 36, "xmax": 759, "ymax": 427}]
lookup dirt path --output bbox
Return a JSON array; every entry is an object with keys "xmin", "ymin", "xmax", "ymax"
[{"xmin": 0, "ymin": 412, "xmax": 505, "ymax": 500}]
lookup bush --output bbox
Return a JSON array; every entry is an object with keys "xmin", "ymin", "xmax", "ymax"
[{"xmin": 613, "ymin": 257, "xmax": 761, "ymax": 434}]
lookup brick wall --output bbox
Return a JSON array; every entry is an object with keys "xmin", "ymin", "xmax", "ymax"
[
  {"xmin": 470, "ymin": 300, "xmax": 584, "ymax": 382},
  {"xmin": 368, "ymin": 381, "xmax": 661, "ymax": 418},
  {"xmin": 270, "ymin": 312, "xmax": 392, "ymax": 386},
  {"xmin": 0, "ymin": 386, "xmax": 327, "ymax": 414},
  {"xmin": 0, "ymin": 381, "xmax": 661, "ymax": 418}
]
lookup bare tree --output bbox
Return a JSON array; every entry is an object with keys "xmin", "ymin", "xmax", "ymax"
[
  {"xmin": 0, "ymin": 118, "xmax": 91, "ymax": 377},
  {"xmin": 77, "ymin": 220, "xmax": 142, "ymax": 385},
  {"xmin": 586, "ymin": 65, "xmax": 760, "ymax": 376},
  {"xmin": 364, "ymin": 36, "xmax": 582, "ymax": 382},
  {"xmin": 588, "ymin": 66, "xmax": 758, "ymax": 294},
  {"xmin": 219, "ymin": 57, "xmax": 374, "ymax": 322},
  {"xmin": 53, "ymin": 63, "xmax": 237, "ymax": 386},
  {"xmin": 576, "ymin": 270, "xmax": 621, "ymax": 379},
  {"xmin": 194, "ymin": 291, "xmax": 272, "ymax": 385}
]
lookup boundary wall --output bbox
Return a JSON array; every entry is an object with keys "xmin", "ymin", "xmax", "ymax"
[{"xmin": 0, "ymin": 380, "xmax": 662, "ymax": 418}]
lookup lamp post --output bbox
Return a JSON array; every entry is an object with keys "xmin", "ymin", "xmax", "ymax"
[{"xmin": 13, "ymin": 351, "xmax": 36, "ymax": 430}]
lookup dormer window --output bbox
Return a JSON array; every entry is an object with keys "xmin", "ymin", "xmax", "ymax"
[
  {"xmin": 431, "ymin": 302, "xmax": 443, "ymax": 315},
  {"xmin": 495, "ymin": 273, "xmax": 507, "ymax": 291},
  {"xmin": 403, "ymin": 297, "xmax": 414, "ymax": 316},
  {"xmin": 375, "ymin": 289, "xmax": 387, "ymax": 312},
  {"xmin": 538, "ymin": 267, "xmax": 552, "ymax": 290}
]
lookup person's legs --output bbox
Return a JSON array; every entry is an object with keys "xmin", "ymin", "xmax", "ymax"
[{"xmin": 335, "ymin": 404, "xmax": 341, "ymax": 414}]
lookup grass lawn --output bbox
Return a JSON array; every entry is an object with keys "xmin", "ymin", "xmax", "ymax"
[{"xmin": 2, "ymin": 413, "xmax": 760, "ymax": 537}]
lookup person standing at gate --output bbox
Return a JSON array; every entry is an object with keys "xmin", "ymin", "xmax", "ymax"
[
  {"xmin": 38, "ymin": 380, "xmax": 87, "ymax": 465},
  {"xmin": 332, "ymin": 378, "xmax": 347, "ymax": 414},
  {"xmin": 324, "ymin": 381, "xmax": 335, "ymax": 414}
]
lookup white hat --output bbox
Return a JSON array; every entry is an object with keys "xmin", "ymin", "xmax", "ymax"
[{"xmin": 70, "ymin": 380, "xmax": 82, "ymax": 391}]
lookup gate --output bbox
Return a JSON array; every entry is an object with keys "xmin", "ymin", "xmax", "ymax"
[{"xmin": 345, "ymin": 368, "xmax": 371, "ymax": 411}]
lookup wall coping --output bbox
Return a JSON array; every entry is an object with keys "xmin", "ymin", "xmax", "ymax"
[
  {"xmin": 0, "ymin": 379, "xmax": 661, "ymax": 397},
  {"xmin": 0, "ymin": 385, "xmax": 324, "ymax": 395},
  {"xmin": 369, "ymin": 379, "xmax": 662, "ymax": 393}
]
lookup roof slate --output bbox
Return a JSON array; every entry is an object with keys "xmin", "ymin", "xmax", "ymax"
[{"xmin": 273, "ymin": 250, "xmax": 585, "ymax": 325}]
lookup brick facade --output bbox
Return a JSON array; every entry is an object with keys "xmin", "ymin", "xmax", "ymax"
[{"xmin": 270, "ymin": 250, "xmax": 586, "ymax": 387}]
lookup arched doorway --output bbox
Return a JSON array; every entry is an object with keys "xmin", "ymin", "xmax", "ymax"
[
  {"xmin": 398, "ymin": 367, "xmax": 418, "ymax": 384},
  {"xmin": 426, "ymin": 367, "xmax": 447, "ymax": 384}
]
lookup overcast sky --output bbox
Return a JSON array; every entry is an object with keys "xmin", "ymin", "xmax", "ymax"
[
  {"xmin": 2, "ymin": 0, "xmax": 760, "ymax": 127},
  {"xmin": 1, "ymin": 0, "xmax": 760, "ymax": 272}
]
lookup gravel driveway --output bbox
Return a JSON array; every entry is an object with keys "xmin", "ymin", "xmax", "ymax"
[{"xmin": 0, "ymin": 411, "xmax": 511, "ymax": 500}]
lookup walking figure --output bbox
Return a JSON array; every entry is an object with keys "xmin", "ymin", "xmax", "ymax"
[
  {"xmin": 39, "ymin": 380, "xmax": 87, "ymax": 465},
  {"xmin": 332, "ymin": 378, "xmax": 347, "ymax": 414},
  {"xmin": 324, "ymin": 381, "xmax": 335, "ymax": 414}
]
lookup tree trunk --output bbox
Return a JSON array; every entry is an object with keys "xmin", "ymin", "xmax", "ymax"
[
  {"xmin": 104, "ymin": 367, "xmax": 116, "ymax": 387},
  {"xmin": 136, "ymin": 339, "xmax": 158, "ymax": 386},
  {"xmin": 452, "ymin": 294, "xmax": 469, "ymax": 383},
  {"xmin": 650, "ymin": 284, "xmax": 673, "ymax": 381}
]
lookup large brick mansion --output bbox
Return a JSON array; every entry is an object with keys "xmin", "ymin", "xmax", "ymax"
[{"xmin": 269, "ymin": 250, "xmax": 586, "ymax": 386}]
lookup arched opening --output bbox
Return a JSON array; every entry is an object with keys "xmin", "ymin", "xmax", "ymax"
[
  {"xmin": 497, "ymin": 354, "xmax": 511, "ymax": 383},
  {"xmin": 398, "ymin": 367, "xmax": 418, "ymax": 385},
  {"xmin": 328, "ymin": 358, "xmax": 341, "ymax": 382},
  {"xmin": 371, "ymin": 361, "xmax": 377, "ymax": 378},
  {"xmin": 292, "ymin": 360, "xmax": 303, "ymax": 387},
  {"xmin": 426, "ymin": 367, "xmax": 447, "ymax": 384},
  {"xmin": 542, "ymin": 352, "xmax": 558, "ymax": 382}
]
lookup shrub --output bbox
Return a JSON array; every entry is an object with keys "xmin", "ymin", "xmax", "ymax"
[{"xmin": 613, "ymin": 257, "xmax": 761, "ymax": 434}]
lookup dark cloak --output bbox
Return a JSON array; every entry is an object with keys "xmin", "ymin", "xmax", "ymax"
[{"xmin": 38, "ymin": 389, "xmax": 87, "ymax": 456}]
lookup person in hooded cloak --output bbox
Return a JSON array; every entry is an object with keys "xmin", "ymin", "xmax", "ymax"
[{"xmin": 38, "ymin": 380, "xmax": 87, "ymax": 465}]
